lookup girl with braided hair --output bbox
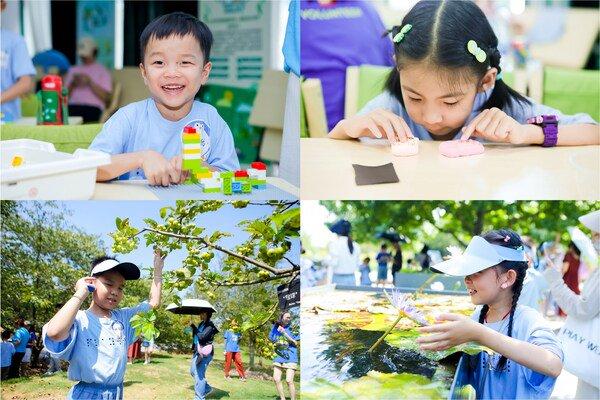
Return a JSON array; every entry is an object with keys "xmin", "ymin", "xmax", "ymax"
[
  {"xmin": 329, "ymin": 0, "xmax": 598, "ymax": 146},
  {"xmin": 416, "ymin": 229, "xmax": 563, "ymax": 399}
]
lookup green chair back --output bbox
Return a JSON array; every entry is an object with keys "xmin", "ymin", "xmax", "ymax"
[
  {"xmin": 543, "ymin": 66, "xmax": 599, "ymax": 122},
  {"xmin": 1, "ymin": 124, "xmax": 103, "ymax": 153}
]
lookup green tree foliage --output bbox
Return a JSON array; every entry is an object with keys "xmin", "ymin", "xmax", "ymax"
[
  {"xmin": 321, "ymin": 201, "xmax": 599, "ymax": 251},
  {"xmin": 110, "ymin": 200, "xmax": 300, "ymax": 352},
  {"xmin": 0, "ymin": 201, "xmax": 105, "ymax": 327}
]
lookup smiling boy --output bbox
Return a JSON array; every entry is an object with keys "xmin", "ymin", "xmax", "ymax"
[
  {"xmin": 42, "ymin": 251, "xmax": 165, "ymax": 399},
  {"xmin": 90, "ymin": 12, "xmax": 239, "ymax": 186}
]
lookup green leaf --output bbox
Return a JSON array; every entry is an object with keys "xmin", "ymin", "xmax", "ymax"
[
  {"xmin": 303, "ymin": 372, "xmax": 448, "ymax": 399},
  {"xmin": 116, "ymin": 217, "xmax": 123, "ymax": 230},
  {"xmin": 160, "ymin": 207, "xmax": 168, "ymax": 219}
]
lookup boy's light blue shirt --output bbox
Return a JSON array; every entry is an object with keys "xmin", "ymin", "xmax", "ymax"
[
  {"xmin": 12, "ymin": 327, "xmax": 30, "ymax": 353},
  {"xmin": 0, "ymin": 29, "xmax": 36, "ymax": 122},
  {"xmin": 359, "ymin": 89, "xmax": 597, "ymax": 141},
  {"xmin": 466, "ymin": 305, "xmax": 563, "ymax": 399},
  {"xmin": 42, "ymin": 301, "xmax": 150, "ymax": 386},
  {"xmin": 89, "ymin": 99, "xmax": 240, "ymax": 180},
  {"xmin": 1, "ymin": 341, "xmax": 15, "ymax": 367}
]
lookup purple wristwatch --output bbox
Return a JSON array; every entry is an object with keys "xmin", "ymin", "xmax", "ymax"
[{"xmin": 526, "ymin": 115, "xmax": 559, "ymax": 147}]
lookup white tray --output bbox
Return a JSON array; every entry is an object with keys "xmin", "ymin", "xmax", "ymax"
[{"xmin": 1, "ymin": 139, "xmax": 110, "ymax": 200}]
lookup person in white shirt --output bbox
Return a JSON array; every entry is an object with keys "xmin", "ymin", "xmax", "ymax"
[
  {"xmin": 327, "ymin": 220, "xmax": 360, "ymax": 286},
  {"xmin": 544, "ymin": 210, "xmax": 599, "ymax": 399}
]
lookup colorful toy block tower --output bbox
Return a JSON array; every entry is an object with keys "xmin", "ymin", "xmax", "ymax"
[
  {"xmin": 182, "ymin": 126, "xmax": 202, "ymax": 183},
  {"xmin": 37, "ymin": 75, "xmax": 69, "ymax": 125},
  {"xmin": 248, "ymin": 162, "xmax": 267, "ymax": 189}
]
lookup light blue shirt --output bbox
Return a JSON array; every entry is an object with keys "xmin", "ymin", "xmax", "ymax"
[
  {"xmin": 11, "ymin": 327, "xmax": 30, "ymax": 353},
  {"xmin": 42, "ymin": 301, "xmax": 151, "ymax": 386},
  {"xmin": 1, "ymin": 341, "xmax": 15, "ymax": 367},
  {"xmin": 224, "ymin": 330, "xmax": 241, "ymax": 353},
  {"xmin": 0, "ymin": 29, "xmax": 36, "ymax": 122},
  {"xmin": 465, "ymin": 305, "xmax": 563, "ymax": 399},
  {"xmin": 282, "ymin": 0, "xmax": 300, "ymax": 76},
  {"xmin": 359, "ymin": 89, "xmax": 597, "ymax": 141},
  {"xmin": 89, "ymin": 99, "xmax": 240, "ymax": 180}
]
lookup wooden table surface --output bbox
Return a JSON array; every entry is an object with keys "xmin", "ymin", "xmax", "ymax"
[{"xmin": 301, "ymin": 138, "xmax": 600, "ymax": 200}]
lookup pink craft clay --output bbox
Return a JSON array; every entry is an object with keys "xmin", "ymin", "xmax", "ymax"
[
  {"xmin": 391, "ymin": 137, "xmax": 419, "ymax": 157},
  {"xmin": 439, "ymin": 139, "xmax": 484, "ymax": 158}
]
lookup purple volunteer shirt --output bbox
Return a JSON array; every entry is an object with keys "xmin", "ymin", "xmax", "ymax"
[{"xmin": 300, "ymin": 0, "xmax": 394, "ymax": 131}]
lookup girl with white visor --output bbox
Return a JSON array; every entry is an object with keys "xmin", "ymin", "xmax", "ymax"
[{"xmin": 416, "ymin": 229, "xmax": 563, "ymax": 399}]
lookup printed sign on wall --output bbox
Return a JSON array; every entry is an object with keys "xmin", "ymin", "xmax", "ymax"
[
  {"xmin": 76, "ymin": 1, "xmax": 115, "ymax": 69},
  {"xmin": 200, "ymin": 0, "xmax": 271, "ymax": 87}
]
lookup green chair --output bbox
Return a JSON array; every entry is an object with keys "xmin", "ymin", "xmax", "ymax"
[
  {"xmin": 0, "ymin": 124, "xmax": 103, "ymax": 153},
  {"xmin": 543, "ymin": 66, "xmax": 600, "ymax": 122},
  {"xmin": 345, "ymin": 65, "xmax": 391, "ymax": 118}
]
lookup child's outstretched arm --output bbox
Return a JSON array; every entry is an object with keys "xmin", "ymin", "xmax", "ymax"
[
  {"xmin": 45, "ymin": 277, "xmax": 96, "ymax": 341},
  {"xmin": 461, "ymin": 107, "xmax": 599, "ymax": 145},
  {"xmin": 417, "ymin": 314, "xmax": 562, "ymax": 378},
  {"xmin": 96, "ymin": 151, "xmax": 183, "ymax": 186},
  {"xmin": 329, "ymin": 109, "xmax": 413, "ymax": 142},
  {"xmin": 149, "ymin": 249, "xmax": 165, "ymax": 309}
]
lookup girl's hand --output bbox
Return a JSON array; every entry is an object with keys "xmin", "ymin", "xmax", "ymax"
[
  {"xmin": 341, "ymin": 109, "xmax": 414, "ymax": 142},
  {"xmin": 461, "ymin": 108, "xmax": 531, "ymax": 144},
  {"xmin": 416, "ymin": 313, "xmax": 483, "ymax": 351},
  {"xmin": 277, "ymin": 325, "xmax": 285, "ymax": 333}
]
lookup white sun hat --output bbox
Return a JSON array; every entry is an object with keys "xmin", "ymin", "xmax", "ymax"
[
  {"xmin": 579, "ymin": 210, "xmax": 600, "ymax": 234},
  {"xmin": 91, "ymin": 259, "xmax": 140, "ymax": 280},
  {"xmin": 434, "ymin": 236, "xmax": 526, "ymax": 276}
]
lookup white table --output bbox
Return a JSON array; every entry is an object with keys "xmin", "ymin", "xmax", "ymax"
[
  {"xmin": 301, "ymin": 138, "xmax": 600, "ymax": 200},
  {"xmin": 92, "ymin": 177, "xmax": 299, "ymax": 200}
]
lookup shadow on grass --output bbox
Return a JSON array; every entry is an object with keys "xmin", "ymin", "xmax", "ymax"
[
  {"xmin": 150, "ymin": 353, "xmax": 175, "ymax": 359},
  {"xmin": 124, "ymin": 380, "xmax": 143, "ymax": 387},
  {"xmin": 186, "ymin": 386, "xmax": 230, "ymax": 399}
]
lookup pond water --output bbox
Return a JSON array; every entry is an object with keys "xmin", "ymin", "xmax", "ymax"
[{"xmin": 301, "ymin": 288, "xmax": 476, "ymax": 399}]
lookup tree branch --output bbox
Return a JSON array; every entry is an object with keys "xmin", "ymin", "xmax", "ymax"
[
  {"xmin": 282, "ymin": 256, "xmax": 299, "ymax": 269},
  {"xmin": 137, "ymin": 227, "xmax": 294, "ymax": 275},
  {"xmin": 213, "ymin": 272, "xmax": 293, "ymax": 287}
]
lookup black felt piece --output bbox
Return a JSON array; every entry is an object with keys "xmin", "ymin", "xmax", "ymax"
[{"xmin": 352, "ymin": 163, "xmax": 399, "ymax": 186}]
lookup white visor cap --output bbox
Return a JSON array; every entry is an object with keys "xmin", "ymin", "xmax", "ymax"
[
  {"xmin": 91, "ymin": 259, "xmax": 140, "ymax": 280},
  {"xmin": 433, "ymin": 236, "xmax": 526, "ymax": 277}
]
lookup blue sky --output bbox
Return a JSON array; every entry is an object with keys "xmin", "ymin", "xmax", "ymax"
[{"xmin": 55, "ymin": 201, "xmax": 299, "ymax": 277}]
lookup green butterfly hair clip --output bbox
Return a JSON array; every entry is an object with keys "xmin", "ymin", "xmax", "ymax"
[
  {"xmin": 467, "ymin": 40, "xmax": 487, "ymax": 63},
  {"xmin": 393, "ymin": 24, "xmax": 412, "ymax": 43}
]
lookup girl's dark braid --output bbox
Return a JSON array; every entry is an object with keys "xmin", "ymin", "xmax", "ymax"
[
  {"xmin": 496, "ymin": 264, "xmax": 526, "ymax": 370},
  {"xmin": 478, "ymin": 304, "xmax": 490, "ymax": 324}
]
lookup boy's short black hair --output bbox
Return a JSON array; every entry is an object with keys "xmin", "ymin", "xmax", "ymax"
[
  {"xmin": 139, "ymin": 12, "xmax": 213, "ymax": 63},
  {"xmin": 90, "ymin": 256, "xmax": 118, "ymax": 276},
  {"xmin": 1, "ymin": 330, "xmax": 11, "ymax": 340}
]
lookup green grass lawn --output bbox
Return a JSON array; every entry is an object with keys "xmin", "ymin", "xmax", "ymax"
[{"xmin": 1, "ymin": 343, "xmax": 298, "ymax": 399}]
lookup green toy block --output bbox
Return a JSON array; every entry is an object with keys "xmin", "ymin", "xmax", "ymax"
[{"xmin": 242, "ymin": 180, "xmax": 251, "ymax": 193}]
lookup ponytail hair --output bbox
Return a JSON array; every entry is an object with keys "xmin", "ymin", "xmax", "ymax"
[
  {"xmin": 347, "ymin": 234, "xmax": 354, "ymax": 254},
  {"xmin": 385, "ymin": 1, "xmax": 530, "ymax": 113},
  {"xmin": 477, "ymin": 229, "xmax": 527, "ymax": 371}
]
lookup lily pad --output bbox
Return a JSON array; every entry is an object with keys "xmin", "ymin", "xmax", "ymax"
[
  {"xmin": 302, "ymin": 371, "xmax": 448, "ymax": 400},
  {"xmin": 332, "ymin": 312, "xmax": 489, "ymax": 362}
]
